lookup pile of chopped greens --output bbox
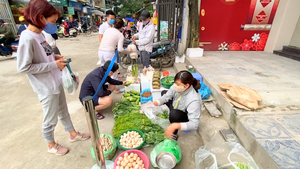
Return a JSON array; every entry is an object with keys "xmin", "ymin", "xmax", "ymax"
[{"xmin": 112, "ymin": 112, "xmax": 166, "ymax": 145}]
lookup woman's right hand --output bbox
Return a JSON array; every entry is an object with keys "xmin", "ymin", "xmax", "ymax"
[{"xmin": 56, "ymin": 60, "xmax": 66, "ymax": 70}]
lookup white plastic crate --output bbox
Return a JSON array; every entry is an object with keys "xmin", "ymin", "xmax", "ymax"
[{"xmin": 187, "ymin": 48, "xmax": 204, "ymax": 57}]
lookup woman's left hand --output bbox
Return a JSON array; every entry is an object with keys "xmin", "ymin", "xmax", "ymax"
[
  {"xmin": 164, "ymin": 123, "xmax": 181, "ymax": 139},
  {"xmin": 55, "ymin": 54, "xmax": 64, "ymax": 61}
]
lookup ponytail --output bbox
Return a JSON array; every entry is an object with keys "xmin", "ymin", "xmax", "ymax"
[
  {"xmin": 174, "ymin": 70, "xmax": 201, "ymax": 92},
  {"xmin": 193, "ymin": 78, "xmax": 201, "ymax": 92}
]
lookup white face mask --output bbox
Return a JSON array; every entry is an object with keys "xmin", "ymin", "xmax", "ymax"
[
  {"xmin": 142, "ymin": 20, "xmax": 149, "ymax": 25},
  {"xmin": 174, "ymin": 84, "xmax": 186, "ymax": 93}
]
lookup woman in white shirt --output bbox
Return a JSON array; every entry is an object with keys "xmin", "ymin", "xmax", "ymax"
[{"xmin": 98, "ymin": 17, "xmax": 132, "ymax": 66}]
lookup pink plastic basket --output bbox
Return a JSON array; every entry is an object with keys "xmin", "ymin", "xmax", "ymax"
[{"xmin": 113, "ymin": 149, "xmax": 150, "ymax": 169}]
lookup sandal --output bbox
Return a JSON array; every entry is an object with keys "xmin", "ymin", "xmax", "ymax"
[{"xmin": 96, "ymin": 113, "xmax": 105, "ymax": 120}]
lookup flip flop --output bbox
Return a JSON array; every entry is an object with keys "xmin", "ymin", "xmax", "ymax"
[{"xmin": 96, "ymin": 113, "xmax": 105, "ymax": 120}]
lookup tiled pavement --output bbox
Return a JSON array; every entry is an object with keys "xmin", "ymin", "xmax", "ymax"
[{"xmin": 186, "ymin": 51, "xmax": 300, "ymax": 169}]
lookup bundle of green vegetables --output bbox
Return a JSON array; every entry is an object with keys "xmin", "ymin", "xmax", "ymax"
[
  {"xmin": 132, "ymin": 64, "xmax": 138, "ymax": 77},
  {"xmin": 122, "ymin": 90, "xmax": 140, "ymax": 105},
  {"xmin": 112, "ymin": 112, "xmax": 166, "ymax": 145},
  {"xmin": 112, "ymin": 100, "xmax": 139, "ymax": 119},
  {"xmin": 157, "ymin": 111, "xmax": 169, "ymax": 119},
  {"xmin": 220, "ymin": 163, "xmax": 249, "ymax": 169}
]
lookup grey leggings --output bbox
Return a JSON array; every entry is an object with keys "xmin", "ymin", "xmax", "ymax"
[
  {"xmin": 140, "ymin": 51, "xmax": 151, "ymax": 68},
  {"xmin": 38, "ymin": 85, "xmax": 74, "ymax": 143}
]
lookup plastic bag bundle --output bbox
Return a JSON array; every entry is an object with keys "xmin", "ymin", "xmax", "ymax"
[
  {"xmin": 195, "ymin": 148, "xmax": 218, "ymax": 169},
  {"xmin": 141, "ymin": 102, "xmax": 170, "ymax": 129},
  {"xmin": 196, "ymin": 133, "xmax": 259, "ymax": 169},
  {"xmin": 62, "ymin": 67, "xmax": 79, "ymax": 95},
  {"xmin": 128, "ymin": 44, "xmax": 138, "ymax": 59}
]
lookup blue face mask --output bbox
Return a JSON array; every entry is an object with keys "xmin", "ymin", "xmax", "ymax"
[
  {"xmin": 44, "ymin": 22, "xmax": 57, "ymax": 34},
  {"xmin": 109, "ymin": 19, "xmax": 115, "ymax": 25}
]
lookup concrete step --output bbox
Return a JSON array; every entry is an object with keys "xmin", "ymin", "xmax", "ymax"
[
  {"xmin": 282, "ymin": 45, "xmax": 300, "ymax": 54},
  {"xmin": 173, "ymin": 62, "xmax": 187, "ymax": 73},
  {"xmin": 273, "ymin": 50, "xmax": 300, "ymax": 61}
]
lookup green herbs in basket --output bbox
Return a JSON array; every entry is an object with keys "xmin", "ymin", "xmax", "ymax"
[{"xmin": 161, "ymin": 76, "xmax": 175, "ymax": 89}]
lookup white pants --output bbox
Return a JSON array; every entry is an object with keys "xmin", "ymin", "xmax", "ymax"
[
  {"xmin": 98, "ymin": 50, "xmax": 119, "ymax": 89},
  {"xmin": 38, "ymin": 85, "xmax": 74, "ymax": 143},
  {"xmin": 98, "ymin": 50, "xmax": 115, "ymax": 67}
]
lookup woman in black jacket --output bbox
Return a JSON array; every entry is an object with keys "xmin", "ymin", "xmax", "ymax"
[{"xmin": 79, "ymin": 61, "xmax": 127, "ymax": 120}]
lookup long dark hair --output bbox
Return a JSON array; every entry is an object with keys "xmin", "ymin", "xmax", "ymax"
[
  {"xmin": 114, "ymin": 17, "xmax": 124, "ymax": 29},
  {"xmin": 174, "ymin": 70, "xmax": 201, "ymax": 92}
]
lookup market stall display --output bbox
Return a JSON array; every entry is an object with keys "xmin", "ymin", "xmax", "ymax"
[
  {"xmin": 140, "ymin": 89, "xmax": 153, "ymax": 104},
  {"xmin": 160, "ymin": 76, "xmax": 174, "ymax": 89},
  {"xmin": 114, "ymin": 150, "xmax": 150, "ymax": 169},
  {"xmin": 118, "ymin": 129, "xmax": 145, "ymax": 150},
  {"xmin": 91, "ymin": 134, "xmax": 117, "ymax": 160},
  {"xmin": 152, "ymin": 71, "xmax": 161, "ymax": 89}
]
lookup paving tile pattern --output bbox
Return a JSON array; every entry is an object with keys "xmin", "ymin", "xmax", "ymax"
[
  {"xmin": 188, "ymin": 51, "xmax": 300, "ymax": 169},
  {"xmin": 240, "ymin": 115, "xmax": 300, "ymax": 169}
]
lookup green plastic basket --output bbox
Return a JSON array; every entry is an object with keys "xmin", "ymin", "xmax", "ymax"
[
  {"xmin": 160, "ymin": 76, "xmax": 175, "ymax": 89},
  {"xmin": 91, "ymin": 134, "xmax": 117, "ymax": 161},
  {"xmin": 117, "ymin": 129, "xmax": 145, "ymax": 150}
]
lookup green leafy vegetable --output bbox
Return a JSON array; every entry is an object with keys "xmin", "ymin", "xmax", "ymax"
[
  {"xmin": 112, "ymin": 100, "xmax": 139, "ymax": 119},
  {"xmin": 161, "ymin": 76, "xmax": 174, "ymax": 84},
  {"xmin": 157, "ymin": 111, "xmax": 169, "ymax": 119}
]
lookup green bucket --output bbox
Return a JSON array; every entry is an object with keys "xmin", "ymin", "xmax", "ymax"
[{"xmin": 91, "ymin": 134, "xmax": 117, "ymax": 162}]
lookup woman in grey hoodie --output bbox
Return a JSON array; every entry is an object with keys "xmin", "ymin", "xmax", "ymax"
[
  {"xmin": 154, "ymin": 70, "xmax": 202, "ymax": 140},
  {"xmin": 17, "ymin": 0, "xmax": 90, "ymax": 156}
]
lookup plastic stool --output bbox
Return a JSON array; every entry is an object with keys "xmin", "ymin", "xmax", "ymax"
[{"xmin": 192, "ymin": 73, "xmax": 203, "ymax": 82}]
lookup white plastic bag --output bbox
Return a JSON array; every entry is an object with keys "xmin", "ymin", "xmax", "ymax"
[
  {"xmin": 204, "ymin": 133, "xmax": 259, "ymax": 169},
  {"xmin": 141, "ymin": 102, "xmax": 171, "ymax": 129},
  {"xmin": 195, "ymin": 148, "xmax": 218, "ymax": 169},
  {"xmin": 62, "ymin": 67, "xmax": 79, "ymax": 95}
]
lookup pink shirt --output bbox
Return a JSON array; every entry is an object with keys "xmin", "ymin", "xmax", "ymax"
[{"xmin": 127, "ymin": 22, "xmax": 131, "ymax": 30}]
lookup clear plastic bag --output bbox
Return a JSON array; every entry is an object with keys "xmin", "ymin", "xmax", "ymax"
[
  {"xmin": 195, "ymin": 148, "xmax": 218, "ymax": 169},
  {"xmin": 204, "ymin": 133, "xmax": 259, "ymax": 169},
  {"xmin": 141, "ymin": 102, "xmax": 170, "ymax": 129},
  {"xmin": 62, "ymin": 67, "xmax": 79, "ymax": 95}
]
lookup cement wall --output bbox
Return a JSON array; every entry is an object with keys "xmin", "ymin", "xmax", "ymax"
[
  {"xmin": 290, "ymin": 16, "xmax": 300, "ymax": 48},
  {"xmin": 265, "ymin": 0, "xmax": 300, "ymax": 52}
]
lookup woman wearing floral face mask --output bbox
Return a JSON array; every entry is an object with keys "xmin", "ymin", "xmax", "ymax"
[{"xmin": 153, "ymin": 70, "xmax": 202, "ymax": 140}]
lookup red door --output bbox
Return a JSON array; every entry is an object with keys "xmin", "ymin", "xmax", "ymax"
[{"xmin": 199, "ymin": 0, "xmax": 279, "ymax": 51}]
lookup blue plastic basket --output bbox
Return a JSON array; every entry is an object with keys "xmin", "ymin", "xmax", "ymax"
[{"xmin": 140, "ymin": 88, "xmax": 153, "ymax": 104}]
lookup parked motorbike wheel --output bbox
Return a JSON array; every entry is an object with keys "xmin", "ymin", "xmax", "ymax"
[
  {"xmin": 72, "ymin": 32, "xmax": 77, "ymax": 37},
  {"xmin": 161, "ymin": 53, "xmax": 175, "ymax": 68},
  {"xmin": 91, "ymin": 25, "xmax": 98, "ymax": 32},
  {"xmin": 119, "ymin": 53, "xmax": 133, "ymax": 69},
  {"xmin": 58, "ymin": 33, "xmax": 64, "ymax": 38}
]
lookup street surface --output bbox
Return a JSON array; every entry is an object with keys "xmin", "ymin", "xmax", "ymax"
[{"xmin": 0, "ymin": 33, "xmax": 204, "ymax": 169}]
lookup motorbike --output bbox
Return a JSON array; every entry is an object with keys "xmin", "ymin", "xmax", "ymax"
[
  {"xmin": 119, "ymin": 40, "xmax": 176, "ymax": 70},
  {"xmin": 57, "ymin": 25, "xmax": 77, "ymax": 38},
  {"xmin": 122, "ymin": 27, "xmax": 131, "ymax": 40},
  {"xmin": 76, "ymin": 24, "xmax": 91, "ymax": 35},
  {"xmin": 0, "ymin": 36, "xmax": 19, "ymax": 57}
]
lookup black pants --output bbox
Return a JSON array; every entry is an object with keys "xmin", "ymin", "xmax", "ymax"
[
  {"xmin": 161, "ymin": 90, "xmax": 189, "ymax": 134},
  {"xmin": 127, "ymin": 30, "xmax": 131, "ymax": 39},
  {"xmin": 0, "ymin": 37, "xmax": 14, "ymax": 52}
]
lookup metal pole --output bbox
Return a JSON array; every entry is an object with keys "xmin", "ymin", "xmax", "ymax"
[{"xmin": 82, "ymin": 96, "xmax": 106, "ymax": 169}]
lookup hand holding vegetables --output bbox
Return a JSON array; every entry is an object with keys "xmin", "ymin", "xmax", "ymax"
[{"xmin": 124, "ymin": 81, "xmax": 132, "ymax": 86}]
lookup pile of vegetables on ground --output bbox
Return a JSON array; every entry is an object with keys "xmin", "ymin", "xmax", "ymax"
[{"xmin": 112, "ymin": 90, "xmax": 166, "ymax": 145}]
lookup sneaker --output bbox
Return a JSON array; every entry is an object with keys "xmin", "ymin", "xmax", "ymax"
[
  {"xmin": 47, "ymin": 143, "xmax": 69, "ymax": 156},
  {"xmin": 69, "ymin": 132, "xmax": 90, "ymax": 142}
]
